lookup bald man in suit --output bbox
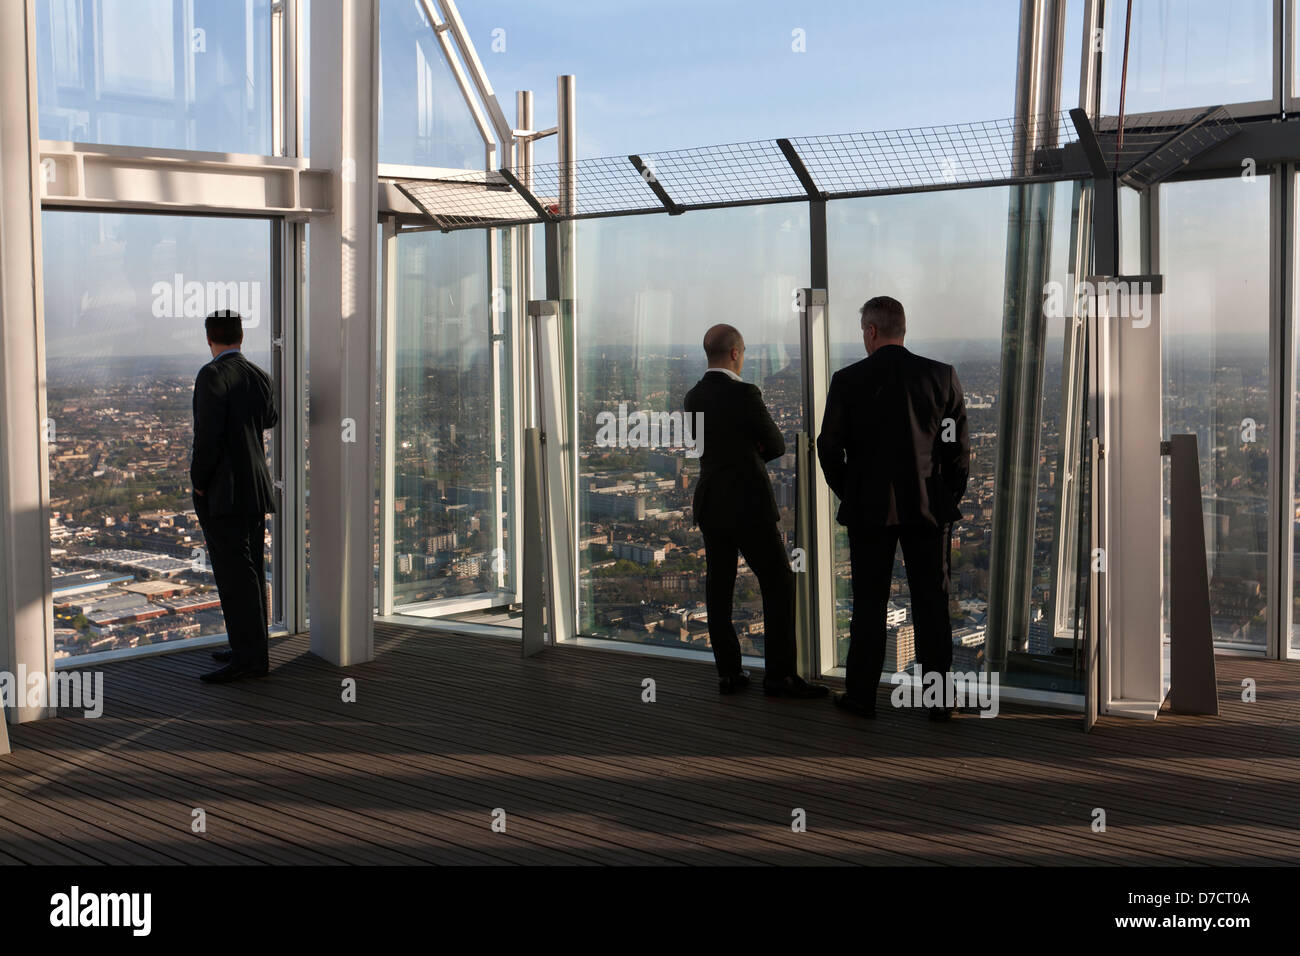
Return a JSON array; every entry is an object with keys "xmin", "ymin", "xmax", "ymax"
[{"xmin": 684, "ymin": 324, "xmax": 828, "ymax": 699}]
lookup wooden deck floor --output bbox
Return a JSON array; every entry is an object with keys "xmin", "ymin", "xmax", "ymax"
[{"xmin": 1, "ymin": 623, "xmax": 1297, "ymax": 865}]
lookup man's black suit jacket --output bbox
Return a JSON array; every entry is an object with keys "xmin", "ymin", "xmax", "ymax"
[
  {"xmin": 683, "ymin": 370, "xmax": 785, "ymax": 528},
  {"xmin": 816, "ymin": 344, "xmax": 969, "ymax": 528},
  {"xmin": 190, "ymin": 351, "xmax": 279, "ymax": 516}
]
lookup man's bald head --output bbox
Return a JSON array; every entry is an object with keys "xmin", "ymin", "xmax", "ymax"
[{"xmin": 703, "ymin": 324, "xmax": 744, "ymax": 366}]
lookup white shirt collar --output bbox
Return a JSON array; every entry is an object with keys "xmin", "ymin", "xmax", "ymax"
[{"xmin": 705, "ymin": 367, "xmax": 742, "ymax": 382}]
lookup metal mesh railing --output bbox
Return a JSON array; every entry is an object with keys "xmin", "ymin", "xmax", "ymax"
[
  {"xmin": 391, "ymin": 108, "xmax": 1236, "ymax": 231},
  {"xmin": 788, "ymin": 112, "xmax": 1076, "ymax": 196}
]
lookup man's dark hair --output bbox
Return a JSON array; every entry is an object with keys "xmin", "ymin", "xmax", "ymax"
[
  {"xmin": 205, "ymin": 310, "xmax": 244, "ymax": 346},
  {"xmin": 703, "ymin": 323, "xmax": 744, "ymax": 363},
  {"xmin": 860, "ymin": 296, "xmax": 906, "ymax": 339}
]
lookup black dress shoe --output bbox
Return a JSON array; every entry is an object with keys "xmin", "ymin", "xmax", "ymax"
[
  {"xmin": 212, "ymin": 649, "xmax": 232, "ymax": 663},
  {"xmin": 718, "ymin": 670, "xmax": 751, "ymax": 695},
  {"xmin": 833, "ymin": 692, "xmax": 876, "ymax": 718},
  {"xmin": 762, "ymin": 674, "xmax": 830, "ymax": 699},
  {"xmin": 199, "ymin": 662, "xmax": 268, "ymax": 684}
]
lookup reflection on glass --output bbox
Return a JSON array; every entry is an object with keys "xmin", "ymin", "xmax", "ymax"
[
  {"xmin": 1100, "ymin": 0, "xmax": 1272, "ymax": 114},
  {"xmin": 378, "ymin": 0, "xmax": 484, "ymax": 168},
  {"xmin": 576, "ymin": 207, "xmax": 808, "ymax": 655},
  {"xmin": 41, "ymin": 211, "xmax": 275, "ymax": 659},
  {"xmin": 1161, "ymin": 178, "xmax": 1270, "ymax": 653},
  {"xmin": 827, "ymin": 190, "xmax": 1009, "ymax": 674},
  {"xmin": 35, "ymin": 0, "xmax": 273, "ymax": 154},
  {"xmin": 389, "ymin": 228, "xmax": 512, "ymax": 609}
]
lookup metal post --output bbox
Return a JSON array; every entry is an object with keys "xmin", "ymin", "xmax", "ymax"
[
  {"xmin": 1268, "ymin": 167, "xmax": 1295, "ymax": 659},
  {"xmin": 556, "ymin": 74, "xmax": 580, "ymax": 636},
  {"xmin": 529, "ymin": 300, "xmax": 576, "ymax": 644},
  {"xmin": 796, "ymin": 289, "xmax": 834, "ymax": 676},
  {"xmin": 518, "ymin": 90, "xmax": 536, "ymax": 427},
  {"xmin": 988, "ymin": 0, "xmax": 1062, "ymax": 672},
  {"xmin": 377, "ymin": 217, "xmax": 398, "ymax": 616}
]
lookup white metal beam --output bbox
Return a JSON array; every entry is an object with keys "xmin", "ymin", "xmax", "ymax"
[
  {"xmin": 38, "ymin": 141, "xmax": 330, "ymax": 218},
  {"xmin": 307, "ymin": 0, "xmax": 379, "ymax": 666}
]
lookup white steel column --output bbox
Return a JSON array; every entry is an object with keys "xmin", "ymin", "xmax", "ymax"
[
  {"xmin": 0, "ymin": 0, "xmax": 54, "ymax": 734},
  {"xmin": 1096, "ymin": 277, "xmax": 1165, "ymax": 717},
  {"xmin": 308, "ymin": 0, "xmax": 379, "ymax": 665}
]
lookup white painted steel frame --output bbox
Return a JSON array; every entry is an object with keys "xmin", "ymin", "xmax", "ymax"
[
  {"xmin": 799, "ymin": 290, "xmax": 837, "ymax": 678},
  {"xmin": 38, "ymin": 140, "xmax": 330, "ymax": 217},
  {"xmin": 530, "ymin": 300, "xmax": 577, "ymax": 644},
  {"xmin": 0, "ymin": 0, "xmax": 54, "ymax": 730},
  {"xmin": 305, "ymin": 0, "xmax": 379, "ymax": 666}
]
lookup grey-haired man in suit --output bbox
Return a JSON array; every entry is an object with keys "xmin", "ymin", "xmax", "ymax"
[{"xmin": 817, "ymin": 296, "xmax": 969, "ymax": 720}]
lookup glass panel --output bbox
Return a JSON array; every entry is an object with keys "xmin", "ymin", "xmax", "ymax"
[
  {"xmin": 35, "ymin": 0, "xmax": 273, "ymax": 154},
  {"xmin": 826, "ymin": 189, "xmax": 1009, "ymax": 675},
  {"xmin": 1034, "ymin": 180, "xmax": 1090, "ymax": 683},
  {"xmin": 42, "ymin": 211, "xmax": 276, "ymax": 660},
  {"xmin": 378, "ymin": 0, "xmax": 485, "ymax": 169},
  {"xmin": 576, "ymin": 206, "xmax": 808, "ymax": 655},
  {"xmin": 1161, "ymin": 177, "xmax": 1270, "ymax": 653},
  {"xmin": 1100, "ymin": 0, "xmax": 1272, "ymax": 115},
  {"xmin": 387, "ymin": 227, "xmax": 513, "ymax": 611}
]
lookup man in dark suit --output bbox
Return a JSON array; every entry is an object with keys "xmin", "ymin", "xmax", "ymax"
[
  {"xmin": 191, "ymin": 311, "xmax": 279, "ymax": 683},
  {"xmin": 684, "ymin": 324, "xmax": 828, "ymax": 699},
  {"xmin": 817, "ymin": 296, "xmax": 968, "ymax": 720}
]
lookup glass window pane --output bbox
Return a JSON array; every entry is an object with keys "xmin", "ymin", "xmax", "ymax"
[
  {"xmin": 388, "ymin": 228, "xmax": 512, "ymax": 610},
  {"xmin": 35, "ymin": 0, "xmax": 274, "ymax": 154},
  {"xmin": 576, "ymin": 207, "xmax": 808, "ymax": 656},
  {"xmin": 1100, "ymin": 0, "xmax": 1272, "ymax": 114},
  {"xmin": 41, "ymin": 211, "xmax": 276, "ymax": 660},
  {"xmin": 379, "ymin": 0, "xmax": 485, "ymax": 169},
  {"xmin": 827, "ymin": 189, "xmax": 1010, "ymax": 674},
  {"xmin": 1161, "ymin": 177, "xmax": 1270, "ymax": 653}
]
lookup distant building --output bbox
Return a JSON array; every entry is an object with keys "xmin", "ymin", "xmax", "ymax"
[
  {"xmin": 612, "ymin": 541, "xmax": 666, "ymax": 566},
  {"xmin": 585, "ymin": 490, "xmax": 647, "ymax": 522},
  {"xmin": 885, "ymin": 623, "xmax": 915, "ymax": 674},
  {"xmin": 52, "ymin": 569, "xmax": 133, "ymax": 597},
  {"xmin": 885, "ymin": 602, "xmax": 907, "ymax": 628}
]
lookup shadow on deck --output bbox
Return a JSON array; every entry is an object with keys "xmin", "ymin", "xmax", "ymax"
[{"xmin": 2, "ymin": 622, "xmax": 1297, "ymax": 865}]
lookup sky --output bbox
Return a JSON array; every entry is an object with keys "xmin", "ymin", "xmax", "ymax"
[
  {"xmin": 455, "ymin": 0, "xmax": 1025, "ymax": 160},
  {"xmin": 35, "ymin": 0, "xmax": 1268, "ymax": 359}
]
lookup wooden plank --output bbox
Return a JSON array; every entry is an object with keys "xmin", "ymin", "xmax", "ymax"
[{"xmin": 1, "ymin": 624, "xmax": 1295, "ymax": 866}]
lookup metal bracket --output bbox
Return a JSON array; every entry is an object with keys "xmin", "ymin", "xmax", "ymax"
[
  {"xmin": 776, "ymin": 138, "xmax": 825, "ymax": 200},
  {"xmin": 629, "ymin": 155, "xmax": 684, "ymax": 215},
  {"xmin": 498, "ymin": 167, "xmax": 557, "ymax": 222}
]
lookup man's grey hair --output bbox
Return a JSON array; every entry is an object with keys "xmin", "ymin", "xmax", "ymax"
[{"xmin": 860, "ymin": 295, "xmax": 906, "ymax": 339}]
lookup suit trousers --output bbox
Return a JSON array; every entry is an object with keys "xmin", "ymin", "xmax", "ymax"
[
  {"xmin": 699, "ymin": 518, "xmax": 796, "ymax": 680},
  {"xmin": 196, "ymin": 499, "xmax": 270, "ymax": 669},
  {"xmin": 845, "ymin": 522, "xmax": 954, "ymax": 702}
]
